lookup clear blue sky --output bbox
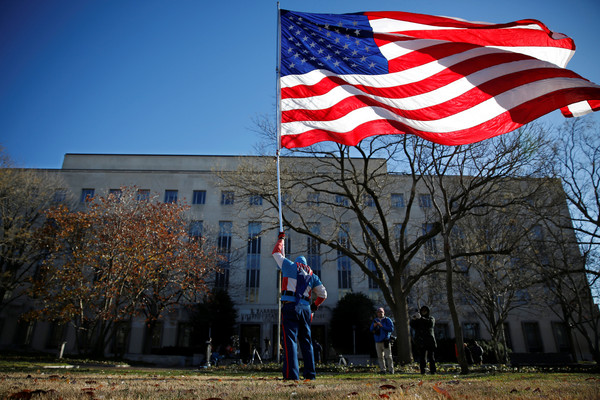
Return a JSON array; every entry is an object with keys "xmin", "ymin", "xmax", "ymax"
[{"xmin": 1, "ymin": 0, "xmax": 598, "ymax": 169}]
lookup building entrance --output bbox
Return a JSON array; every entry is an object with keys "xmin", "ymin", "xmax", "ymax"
[{"xmin": 240, "ymin": 324, "xmax": 261, "ymax": 364}]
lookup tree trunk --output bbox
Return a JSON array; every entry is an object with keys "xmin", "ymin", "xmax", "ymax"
[
  {"xmin": 444, "ymin": 232, "xmax": 469, "ymax": 374},
  {"xmin": 143, "ymin": 321, "xmax": 157, "ymax": 355},
  {"xmin": 91, "ymin": 321, "xmax": 107, "ymax": 358},
  {"xmin": 498, "ymin": 324, "xmax": 509, "ymax": 364},
  {"xmin": 392, "ymin": 295, "xmax": 412, "ymax": 364}
]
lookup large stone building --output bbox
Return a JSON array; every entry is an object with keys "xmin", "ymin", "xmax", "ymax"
[{"xmin": 1, "ymin": 153, "xmax": 596, "ymax": 365}]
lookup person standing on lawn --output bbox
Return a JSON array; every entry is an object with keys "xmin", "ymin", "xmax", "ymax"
[
  {"xmin": 410, "ymin": 305, "xmax": 437, "ymax": 374},
  {"xmin": 272, "ymin": 232, "xmax": 327, "ymax": 380},
  {"xmin": 370, "ymin": 307, "xmax": 395, "ymax": 374}
]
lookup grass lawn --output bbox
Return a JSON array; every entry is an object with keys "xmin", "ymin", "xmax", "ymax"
[{"xmin": 0, "ymin": 359, "xmax": 598, "ymax": 399}]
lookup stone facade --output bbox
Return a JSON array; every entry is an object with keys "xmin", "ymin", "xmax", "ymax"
[{"xmin": 1, "ymin": 153, "xmax": 596, "ymax": 364}]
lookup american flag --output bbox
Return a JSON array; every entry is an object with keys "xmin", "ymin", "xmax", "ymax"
[{"xmin": 279, "ymin": 10, "xmax": 600, "ymax": 149}]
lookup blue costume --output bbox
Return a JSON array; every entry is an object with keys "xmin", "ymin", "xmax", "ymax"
[{"xmin": 273, "ymin": 234, "xmax": 327, "ymax": 380}]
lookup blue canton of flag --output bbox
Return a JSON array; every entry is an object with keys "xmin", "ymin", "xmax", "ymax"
[{"xmin": 280, "ymin": 10, "xmax": 388, "ymax": 77}]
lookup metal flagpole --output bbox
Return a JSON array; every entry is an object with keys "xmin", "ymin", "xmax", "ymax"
[{"xmin": 275, "ymin": 1, "xmax": 283, "ymax": 365}]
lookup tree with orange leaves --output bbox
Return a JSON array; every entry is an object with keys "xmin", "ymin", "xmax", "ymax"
[{"xmin": 29, "ymin": 186, "xmax": 220, "ymax": 357}]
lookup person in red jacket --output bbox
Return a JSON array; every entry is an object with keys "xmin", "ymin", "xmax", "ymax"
[{"xmin": 272, "ymin": 232, "xmax": 327, "ymax": 380}]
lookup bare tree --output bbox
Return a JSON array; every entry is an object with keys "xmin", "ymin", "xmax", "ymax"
[
  {"xmin": 453, "ymin": 209, "xmax": 538, "ymax": 364},
  {"xmin": 29, "ymin": 186, "xmax": 220, "ymax": 356},
  {"xmin": 220, "ymin": 121, "xmax": 551, "ymax": 365},
  {"xmin": 532, "ymin": 116, "xmax": 600, "ymax": 362},
  {"xmin": 523, "ymin": 182, "xmax": 600, "ymax": 362},
  {"xmin": 550, "ymin": 116, "xmax": 600, "ymax": 294},
  {"xmin": 0, "ymin": 147, "xmax": 72, "ymax": 311},
  {"xmin": 218, "ymin": 136, "xmax": 445, "ymax": 364},
  {"xmin": 417, "ymin": 125, "xmax": 551, "ymax": 373}
]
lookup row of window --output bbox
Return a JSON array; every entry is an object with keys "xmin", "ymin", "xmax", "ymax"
[
  {"xmin": 434, "ymin": 320, "xmax": 571, "ymax": 354},
  {"xmin": 196, "ymin": 220, "xmax": 383, "ymax": 303},
  {"xmin": 131, "ymin": 319, "xmax": 569, "ymax": 353},
  {"xmin": 79, "ymin": 188, "xmax": 249, "ymax": 206},
  {"xmin": 305, "ymin": 193, "xmax": 432, "ymax": 209},
  {"xmin": 78, "ymin": 188, "xmax": 434, "ymax": 209},
  {"xmin": 34, "ymin": 316, "xmax": 570, "ymax": 355},
  {"xmin": 191, "ymin": 219, "xmax": 444, "ymax": 301}
]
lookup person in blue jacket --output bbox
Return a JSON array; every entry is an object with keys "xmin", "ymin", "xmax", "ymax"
[
  {"xmin": 272, "ymin": 232, "xmax": 327, "ymax": 380},
  {"xmin": 370, "ymin": 307, "xmax": 395, "ymax": 374}
]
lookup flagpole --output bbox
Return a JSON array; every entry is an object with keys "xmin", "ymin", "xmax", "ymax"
[
  {"xmin": 275, "ymin": 1, "xmax": 283, "ymax": 366},
  {"xmin": 275, "ymin": 1, "xmax": 283, "ymax": 234}
]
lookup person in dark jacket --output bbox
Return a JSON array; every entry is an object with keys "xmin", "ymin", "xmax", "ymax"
[{"xmin": 410, "ymin": 305, "xmax": 437, "ymax": 374}]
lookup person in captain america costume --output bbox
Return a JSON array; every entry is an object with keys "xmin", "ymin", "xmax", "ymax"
[{"xmin": 272, "ymin": 232, "xmax": 327, "ymax": 380}]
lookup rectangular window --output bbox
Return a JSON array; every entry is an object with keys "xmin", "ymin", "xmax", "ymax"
[
  {"xmin": 189, "ymin": 220, "xmax": 203, "ymax": 240},
  {"xmin": 221, "ymin": 191, "xmax": 235, "ymax": 205},
  {"xmin": 434, "ymin": 323, "xmax": 450, "ymax": 340},
  {"xmin": 391, "ymin": 193, "xmax": 405, "ymax": 208},
  {"xmin": 217, "ymin": 221, "xmax": 233, "ymax": 254},
  {"xmin": 428, "ymin": 275, "xmax": 445, "ymax": 303},
  {"xmin": 515, "ymin": 289, "xmax": 531, "ymax": 305},
  {"xmin": 552, "ymin": 322, "xmax": 572, "ymax": 353},
  {"xmin": 137, "ymin": 189, "xmax": 150, "ymax": 202},
  {"xmin": 363, "ymin": 194, "xmax": 375, "ymax": 207},
  {"xmin": 247, "ymin": 222, "xmax": 261, "ymax": 256},
  {"xmin": 423, "ymin": 223, "xmax": 438, "ymax": 254},
  {"xmin": 503, "ymin": 322, "xmax": 513, "ymax": 350},
  {"xmin": 164, "ymin": 190, "xmax": 178, "ymax": 204},
  {"xmin": 80, "ymin": 188, "xmax": 95, "ymax": 203},
  {"xmin": 522, "ymin": 321, "xmax": 544, "ymax": 352},
  {"xmin": 146, "ymin": 322, "xmax": 163, "ymax": 350},
  {"xmin": 53, "ymin": 189, "xmax": 67, "ymax": 203},
  {"xmin": 337, "ymin": 224, "xmax": 352, "ymax": 290},
  {"xmin": 249, "ymin": 194, "xmax": 263, "ymax": 206},
  {"xmin": 419, "ymin": 194, "xmax": 432, "ymax": 208},
  {"xmin": 246, "ymin": 222, "xmax": 261, "ymax": 303},
  {"xmin": 462, "ymin": 322, "xmax": 481, "ymax": 340},
  {"xmin": 367, "ymin": 258, "xmax": 380, "ymax": 289},
  {"xmin": 192, "ymin": 190, "xmax": 206, "ymax": 205},
  {"xmin": 216, "ymin": 221, "xmax": 232, "ymax": 288},
  {"xmin": 284, "ymin": 228, "xmax": 292, "ymax": 255},
  {"xmin": 307, "ymin": 223, "xmax": 321, "ymax": 277},
  {"xmin": 177, "ymin": 322, "xmax": 193, "ymax": 348},
  {"xmin": 112, "ymin": 321, "xmax": 130, "ymax": 355},
  {"xmin": 394, "ymin": 223, "xmax": 404, "ymax": 254},
  {"xmin": 249, "ymin": 194, "xmax": 262, "ymax": 206},
  {"xmin": 335, "ymin": 194, "xmax": 349, "ymax": 206},
  {"xmin": 307, "ymin": 192, "xmax": 320, "ymax": 206},
  {"xmin": 338, "ymin": 259, "xmax": 351, "ymax": 288},
  {"xmin": 46, "ymin": 322, "xmax": 66, "ymax": 349},
  {"xmin": 14, "ymin": 320, "xmax": 35, "ymax": 346},
  {"xmin": 246, "ymin": 284, "xmax": 259, "ymax": 303}
]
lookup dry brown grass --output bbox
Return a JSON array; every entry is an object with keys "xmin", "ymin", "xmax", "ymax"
[{"xmin": 0, "ymin": 370, "xmax": 598, "ymax": 399}]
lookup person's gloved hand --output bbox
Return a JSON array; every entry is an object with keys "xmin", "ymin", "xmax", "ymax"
[
  {"xmin": 278, "ymin": 232, "xmax": 285, "ymax": 240},
  {"xmin": 310, "ymin": 303, "xmax": 319, "ymax": 312}
]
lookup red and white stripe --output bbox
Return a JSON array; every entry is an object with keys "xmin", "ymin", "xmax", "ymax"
[{"xmin": 280, "ymin": 11, "xmax": 600, "ymax": 148}]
